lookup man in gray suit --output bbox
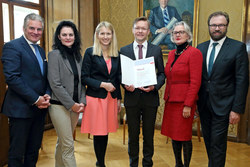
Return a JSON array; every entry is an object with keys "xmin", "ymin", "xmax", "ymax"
[
  {"xmin": 197, "ymin": 11, "xmax": 249, "ymax": 167},
  {"xmin": 148, "ymin": 0, "xmax": 181, "ymax": 49}
]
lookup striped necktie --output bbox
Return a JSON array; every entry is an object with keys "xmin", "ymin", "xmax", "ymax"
[{"xmin": 163, "ymin": 9, "xmax": 170, "ymax": 27}]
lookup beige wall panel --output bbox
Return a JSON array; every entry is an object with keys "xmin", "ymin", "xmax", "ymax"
[
  {"xmin": 53, "ymin": 0, "xmax": 74, "ymax": 21},
  {"xmin": 45, "ymin": 0, "xmax": 78, "ymax": 53},
  {"xmin": 79, "ymin": 0, "xmax": 95, "ymax": 52}
]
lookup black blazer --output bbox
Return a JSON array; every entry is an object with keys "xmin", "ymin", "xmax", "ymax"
[
  {"xmin": 197, "ymin": 37, "xmax": 249, "ymax": 116},
  {"xmin": 120, "ymin": 42, "xmax": 165, "ymax": 107},
  {"xmin": 81, "ymin": 47, "xmax": 121, "ymax": 99}
]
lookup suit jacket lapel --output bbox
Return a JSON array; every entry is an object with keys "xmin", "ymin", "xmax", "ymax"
[
  {"xmin": 37, "ymin": 45, "xmax": 47, "ymax": 75},
  {"xmin": 76, "ymin": 60, "xmax": 81, "ymax": 76},
  {"xmin": 128, "ymin": 43, "xmax": 136, "ymax": 60},
  {"xmin": 20, "ymin": 36, "xmax": 43, "ymax": 75},
  {"xmin": 146, "ymin": 42, "xmax": 153, "ymax": 58},
  {"xmin": 63, "ymin": 54, "xmax": 81, "ymax": 77},
  {"xmin": 199, "ymin": 41, "xmax": 209, "ymax": 78},
  {"xmin": 63, "ymin": 56, "xmax": 73, "ymax": 73},
  {"xmin": 37, "ymin": 46, "xmax": 46, "ymax": 60},
  {"xmin": 76, "ymin": 59, "xmax": 82, "ymax": 81},
  {"xmin": 99, "ymin": 55, "xmax": 109, "ymax": 75},
  {"xmin": 110, "ymin": 57, "xmax": 116, "ymax": 75},
  {"xmin": 21, "ymin": 36, "xmax": 38, "ymax": 63},
  {"xmin": 167, "ymin": 6, "xmax": 172, "ymax": 19},
  {"xmin": 157, "ymin": 7, "xmax": 164, "ymax": 26}
]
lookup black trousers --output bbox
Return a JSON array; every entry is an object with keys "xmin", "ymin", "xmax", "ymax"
[
  {"xmin": 199, "ymin": 99, "xmax": 229, "ymax": 167},
  {"xmin": 8, "ymin": 110, "xmax": 46, "ymax": 167},
  {"xmin": 125, "ymin": 103, "xmax": 157, "ymax": 167}
]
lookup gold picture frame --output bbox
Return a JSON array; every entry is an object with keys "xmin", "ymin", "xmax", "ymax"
[{"xmin": 138, "ymin": 0, "xmax": 200, "ymax": 55}]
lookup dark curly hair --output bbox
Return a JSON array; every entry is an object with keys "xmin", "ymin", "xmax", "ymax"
[{"xmin": 52, "ymin": 20, "xmax": 82, "ymax": 62}]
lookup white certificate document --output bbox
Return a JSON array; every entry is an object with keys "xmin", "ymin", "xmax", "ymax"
[{"xmin": 120, "ymin": 54, "xmax": 157, "ymax": 88}]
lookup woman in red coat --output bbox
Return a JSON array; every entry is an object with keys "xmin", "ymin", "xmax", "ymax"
[{"xmin": 161, "ymin": 21, "xmax": 203, "ymax": 167}]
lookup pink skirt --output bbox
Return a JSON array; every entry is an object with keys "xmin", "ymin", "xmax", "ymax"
[{"xmin": 81, "ymin": 93, "xmax": 118, "ymax": 135}]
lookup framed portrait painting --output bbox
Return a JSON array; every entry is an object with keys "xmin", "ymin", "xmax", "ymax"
[{"xmin": 138, "ymin": 0, "xmax": 199, "ymax": 55}]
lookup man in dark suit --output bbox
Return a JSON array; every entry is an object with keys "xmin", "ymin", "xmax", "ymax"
[
  {"xmin": 148, "ymin": 0, "xmax": 182, "ymax": 49},
  {"xmin": 120, "ymin": 16, "xmax": 165, "ymax": 167},
  {"xmin": 197, "ymin": 11, "xmax": 249, "ymax": 167},
  {"xmin": 1, "ymin": 13, "xmax": 50, "ymax": 167}
]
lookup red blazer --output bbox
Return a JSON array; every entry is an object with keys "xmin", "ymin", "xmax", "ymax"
[{"xmin": 164, "ymin": 46, "xmax": 203, "ymax": 107}]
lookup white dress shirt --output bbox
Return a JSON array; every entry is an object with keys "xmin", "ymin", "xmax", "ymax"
[
  {"xmin": 133, "ymin": 40, "xmax": 148, "ymax": 60},
  {"xmin": 206, "ymin": 36, "xmax": 226, "ymax": 71}
]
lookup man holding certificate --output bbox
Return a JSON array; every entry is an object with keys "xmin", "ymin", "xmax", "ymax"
[{"xmin": 120, "ymin": 16, "xmax": 165, "ymax": 167}]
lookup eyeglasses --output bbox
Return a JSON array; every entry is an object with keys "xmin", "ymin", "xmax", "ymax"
[
  {"xmin": 209, "ymin": 24, "xmax": 227, "ymax": 29},
  {"xmin": 172, "ymin": 31, "xmax": 186, "ymax": 35},
  {"xmin": 134, "ymin": 27, "xmax": 148, "ymax": 31}
]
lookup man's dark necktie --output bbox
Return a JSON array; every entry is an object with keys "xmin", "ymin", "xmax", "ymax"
[
  {"xmin": 208, "ymin": 42, "xmax": 218, "ymax": 76},
  {"xmin": 32, "ymin": 44, "xmax": 44, "ymax": 75},
  {"xmin": 138, "ymin": 45, "xmax": 143, "ymax": 59}
]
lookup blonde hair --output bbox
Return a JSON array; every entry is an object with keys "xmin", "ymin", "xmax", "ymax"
[{"xmin": 93, "ymin": 21, "xmax": 118, "ymax": 57}]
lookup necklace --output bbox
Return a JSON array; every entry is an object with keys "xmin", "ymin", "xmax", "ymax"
[{"xmin": 175, "ymin": 44, "xmax": 189, "ymax": 56}]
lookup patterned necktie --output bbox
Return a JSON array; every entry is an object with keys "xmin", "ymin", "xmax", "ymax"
[
  {"xmin": 163, "ymin": 9, "xmax": 170, "ymax": 27},
  {"xmin": 208, "ymin": 42, "xmax": 218, "ymax": 76},
  {"xmin": 31, "ymin": 44, "xmax": 44, "ymax": 75},
  {"xmin": 138, "ymin": 45, "xmax": 143, "ymax": 59}
]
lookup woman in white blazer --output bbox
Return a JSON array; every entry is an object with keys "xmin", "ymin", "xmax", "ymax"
[{"xmin": 47, "ymin": 21, "xmax": 86, "ymax": 167}]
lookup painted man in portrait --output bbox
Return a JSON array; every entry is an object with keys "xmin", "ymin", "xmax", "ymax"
[{"xmin": 148, "ymin": 0, "xmax": 182, "ymax": 49}]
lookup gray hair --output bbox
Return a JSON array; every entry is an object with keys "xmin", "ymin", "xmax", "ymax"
[
  {"xmin": 23, "ymin": 13, "xmax": 44, "ymax": 30},
  {"xmin": 170, "ymin": 21, "xmax": 193, "ymax": 43}
]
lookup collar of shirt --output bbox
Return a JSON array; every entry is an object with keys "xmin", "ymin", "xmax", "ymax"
[
  {"xmin": 206, "ymin": 36, "xmax": 227, "ymax": 69},
  {"xmin": 209, "ymin": 36, "xmax": 226, "ymax": 48},
  {"xmin": 133, "ymin": 41, "xmax": 148, "ymax": 60},
  {"xmin": 161, "ymin": 7, "xmax": 169, "ymax": 21},
  {"xmin": 161, "ymin": 6, "xmax": 168, "ymax": 13},
  {"xmin": 23, "ymin": 35, "xmax": 38, "ymax": 54}
]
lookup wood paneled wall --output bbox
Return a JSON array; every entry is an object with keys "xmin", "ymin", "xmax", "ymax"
[
  {"xmin": 245, "ymin": 0, "xmax": 250, "ymax": 144},
  {"xmin": 79, "ymin": 0, "xmax": 99, "ymax": 52},
  {"xmin": 45, "ymin": 0, "xmax": 98, "ymax": 55}
]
